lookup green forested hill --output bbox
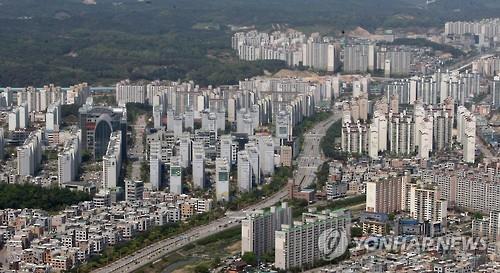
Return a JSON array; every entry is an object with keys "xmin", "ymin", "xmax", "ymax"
[{"xmin": 0, "ymin": 0, "xmax": 498, "ymax": 87}]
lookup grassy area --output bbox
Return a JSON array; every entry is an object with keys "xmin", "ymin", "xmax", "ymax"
[
  {"xmin": 133, "ymin": 226, "xmax": 242, "ymax": 273},
  {"xmin": 317, "ymin": 195, "xmax": 367, "ymax": 211}
]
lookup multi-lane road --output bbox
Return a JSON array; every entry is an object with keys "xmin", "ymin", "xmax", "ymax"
[
  {"xmin": 92, "ymin": 110, "xmax": 340, "ymax": 273},
  {"xmin": 295, "ymin": 110, "xmax": 341, "ymax": 188}
]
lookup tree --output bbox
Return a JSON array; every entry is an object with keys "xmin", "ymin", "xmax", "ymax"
[
  {"xmin": 351, "ymin": 227, "xmax": 363, "ymax": 237},
  {"xmin": 242, "ymin": 252, "xmax": 258, "ymax": 266},
  {"xmin": 194, "ymin": 263, "xmax": 209, "ymax": 273},
  {"xmin": 473, "ymin": 212, "xmax": 483, "ymax": 220}
]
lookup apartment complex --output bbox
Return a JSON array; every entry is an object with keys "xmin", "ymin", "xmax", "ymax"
[
  {"xmin": 275, "ymin": 209, "xmax": 351, "ymax": 270},
  {"xmin": 241, "ymin": 203, "xmax": 292, "ymax": 257}
]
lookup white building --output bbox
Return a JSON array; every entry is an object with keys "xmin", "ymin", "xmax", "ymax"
[
  {"xmin": 241, "ymin": 203, "xmax": 292, "ymax": 257},
  {"xmin": 125, "ymin": 180, "xmax": 144, "ymax": 202},
  {"xmin": 116, "ymin": 81, "xmax": 146, "ymax": 106},
  {"xmin": 169, "ymin": 158, "xmax": 182, "ymax": 194},
  {"xmin": 102, "ymin": 132, "xmax": 122, "ymax": 190},
  {"xmin": 215, "ymin": 158, "xmax": 230, "ymax": 202},
  {"xmin": 219, "ymin": 135, "xmax": 233, "ymax": 165},
  {"xmin": 17, "ymin": 130, "xmax": 42, "ymax": 176},
  {"xmin": 150, "ymin": 154, "xmax": 162, "ymax": 191},
  {"xmin": 18, "ymin": 103, "xmax": 29, "ymax": 129},
  {"xmin": 275, "ymin": 209, "xmax": 351, "ymax": 270},
  {"xmin": 8, "ymin": 107, "xmax": 19, "ymax": 131},
  {"xmin": 246, "ymin": 143, "xmax": 261, "ymax": 185},
  {"xmin": 58, "ymin": 133, "xmax": 81, "ymax": 185},
  {"xmin": 409, "ymin": 183, "xmax": 447, "ymax": 224},
  {"xmin": 457, "ymin": 106, "xmax": 476, "ymax": 163},
  {"xmin": 178, "ymin": 134, "xmax": 191, "ymax": 168},
  {"xmin": 237, "ymin": 150, "xmax": 252, "ymax": 192},
  {"xmin": 46, "ymin": 102, "xmax": 61, "ymax": 132},
  {"xmin": 192, "ymin": 152, "xmax": 205, "ymax": 189},
  {"xmin": 258, "ymin": 135, "xmax": 275, "ymax": 176},
  {"xmin": 153, "ymin": 106, "xmax": 163, "ymax": 129}
]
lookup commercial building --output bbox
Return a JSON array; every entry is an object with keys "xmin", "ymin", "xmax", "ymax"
[
  {"xmin": 280, "ymin": 146, "xmax": 293, "ymax": 167},
  {"xmin": 78, "ymin": 104, "xmax": 127, "ymax": 160},
  {"xmin": 169, "ymin": 159, "xmax": 182, "ymax": 194},
  {"xmin": 215, "ymin": 158, "xmax": 230, "ymax": 202},
  {"xmin": 192, "ymin": 151, "xmax": 205, "ymax": 189},
  {"xmin": 125, "ymin": 180, "xmax": 144, "ymax": 202}
]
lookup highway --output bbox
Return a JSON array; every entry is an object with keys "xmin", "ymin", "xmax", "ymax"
[{"xmin": 92, "ymin": 110, "xmax": 340, "ymax": 273}]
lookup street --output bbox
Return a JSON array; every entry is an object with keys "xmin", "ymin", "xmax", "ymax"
[{"xmin": 294, "ymin": 110, "xmax": 341, "ymax": 188}]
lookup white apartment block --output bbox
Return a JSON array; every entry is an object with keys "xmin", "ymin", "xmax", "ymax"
[
  {"xmin": 238, "ymin": 150, "xmax": 253, "ymax": 192},
  {"xmin": 341, "ymin": 120, "xmax": 368, "ymax": 154},
  {"xmin": 275, "ymin": 209, "xmax": 351, "ymax": 270},
  {"xmin": 58, "ymin": 133, "xmax": 81, "ymax": 185},
  {"xmin": 8, "ymin": 107, "xmax": 19, "ymax": 131},
  {"xmin": 241, "ymin": 203, "xmax": 292, "ymax": 257},
  {"xmin": 17, "ymin": 130, "xmax": 43, "ymax": 176},
  {"xmin": 409, "ymin": 183, "xmax": 448, "ymax": 224},
  {"xmin": 102, "ymin": 132, "xmax": 122, "ymax": 190},
  {"xmin": 246, "ymin": 143, "xmax": 261, "ymax": 185},
  {"xmin": 457, "ymin": 106, "xmax": 476, "ymax": 163},
  {"xmin": 116, "ymin": 80, "xmax": 146, "ymax": 107},
  {"xmin": 257, "ymin": 135, "xmax": 275, "ymax": 176},
  {"xmin": 46, "ymin": 102, "xmax": 61, "ymax": 132},
  {"xmin": 445, "ymin": 18, "xmax": 500, "ymax": 38},
  {"xmin": 493, "ymin": 76, "xmax": 500, "ymax": 108}
]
